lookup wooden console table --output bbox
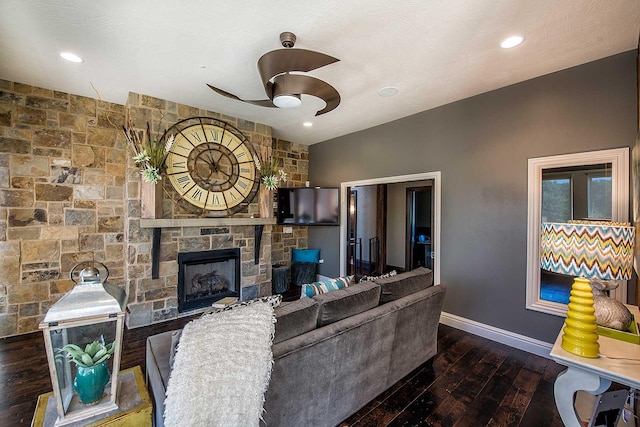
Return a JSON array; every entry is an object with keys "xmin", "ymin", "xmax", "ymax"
[{"xmin": 549, "ymin": 305, "xmax": 640, "ymax": 427}]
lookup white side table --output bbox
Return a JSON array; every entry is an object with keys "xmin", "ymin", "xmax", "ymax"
[{"xmin": 549, "ymin": 305, "xmax": 640, "ymax": 427}]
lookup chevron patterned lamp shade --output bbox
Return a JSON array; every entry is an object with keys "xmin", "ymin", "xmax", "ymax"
[{"xmin": 540, "ymin": 221, "xmax": 635, "ymax": 358}]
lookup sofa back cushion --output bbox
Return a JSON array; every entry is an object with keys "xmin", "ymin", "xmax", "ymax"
[
  {"xmin": 314, "ymin": 281, "xmax": 381, "ymax": 327},
  {"xmin": 273, "ymin": 298, "xmax": 320, "ymax": 344},
  {"xmin": 375, "ymin": 267, "xmax": 433, "ymax": 304}
]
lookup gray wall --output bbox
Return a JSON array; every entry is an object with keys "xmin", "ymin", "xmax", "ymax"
[{"xmin": 308, "ymin": 51, "xmax": 638, "ymax": 344}]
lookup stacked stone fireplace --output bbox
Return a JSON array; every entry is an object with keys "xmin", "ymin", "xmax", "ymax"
[
  {"xmin": 178, "ymin": 248, "xmax": 240, "ymax": 312},
  {"xmin": 0, "ymin": 82, "xmax": 308, "ymax": 337}
]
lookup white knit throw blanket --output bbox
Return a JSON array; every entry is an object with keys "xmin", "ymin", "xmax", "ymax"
[{"xmin": 164, "ymin": 302, "xmax": 276, "ymax": 427}]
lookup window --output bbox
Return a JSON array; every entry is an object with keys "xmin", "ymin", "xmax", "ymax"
[
  {"xmin": 587, "ymin": 173, "xmax": 612, "ymax": 219},
  {"xmin": 542, "ymin": 175, "xmax": 572, "ymax": 222},
  {"xmin": 526, "ymin": 148, "xmax": 629, "ymax": 317}
]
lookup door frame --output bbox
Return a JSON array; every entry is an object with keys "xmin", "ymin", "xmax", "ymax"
[{"xmin": 340, "ymin": 171, "xmax": 441, "ymax": 285}]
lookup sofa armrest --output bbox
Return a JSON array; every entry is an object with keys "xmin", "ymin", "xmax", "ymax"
[{"xmin": 146, "ymin": 330, "xmax": 178, "ymax": 427}]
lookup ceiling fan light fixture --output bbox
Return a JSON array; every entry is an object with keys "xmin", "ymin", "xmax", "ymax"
[{"xmin": 273, "ymin": 93, "xmax": 302, "ymax": 108}]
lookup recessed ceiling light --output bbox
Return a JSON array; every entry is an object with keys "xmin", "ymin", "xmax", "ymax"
[
  {"xmin": 500, "ymin": 35, "xmax": 524, "ymax": 49},
  {"xmin": 377, "ymin": 86, "xmax": 399, "ymax": 97},
  {"xmin": 303, "ymin": 122, "xmax": 313, "ymax": 127},
  {"xmin": 59, "ymin": 52, "xmax": 84, "ymax": 63}
]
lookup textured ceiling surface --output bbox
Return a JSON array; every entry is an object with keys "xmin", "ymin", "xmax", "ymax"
[{"xmin": 0, "ymin": 0, "xmax": 638, "ymax": 145}]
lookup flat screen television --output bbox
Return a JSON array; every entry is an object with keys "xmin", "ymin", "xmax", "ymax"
[{"xmin": 277, "ymin": 187, "xmax": 340, "ymax": 226}]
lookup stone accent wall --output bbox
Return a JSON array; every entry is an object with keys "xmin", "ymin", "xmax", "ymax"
[
  {"xmin": 124, "ymin": 93, "xmax": 276, "ymax": 327},
  {"xmin": 271, "ymin": 139, "xmax": 309, "ymax": 271},
  {"xmin": 0, "ymin": 80, "xmax": 307, "ymax": 337},
  {"xmin": 0, "ymin": 80, "xmax": 127, "ymax": 337}
]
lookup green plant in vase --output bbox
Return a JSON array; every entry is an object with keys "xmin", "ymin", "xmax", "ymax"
[
  {"xmin": 254, "ymin": 150, "xmax": 287, "ymax": 218},
  {"xmin": 58, "ymin": 340, "xmax": 115, "ymax": 404},
  {"xmin": 254, "ymin": 153, "xmax": 287, "ymax": 191},
  {"xmin": 123, "ymin": 121, "xmax": 174, "ymax": 184}
]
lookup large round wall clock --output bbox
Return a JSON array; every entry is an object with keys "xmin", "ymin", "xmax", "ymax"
[{"xmin": 161, "ymin": 117, "xmax": 259, "ymax": 215}]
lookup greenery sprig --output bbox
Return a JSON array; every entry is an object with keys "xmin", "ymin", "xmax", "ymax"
[
  {"xmin": 123, "ymin": 121, "xmax": 173, "ymax": 183},
  {"xmin": 254, "ymin": 148, "xmax": 287, "ymax": 190}
]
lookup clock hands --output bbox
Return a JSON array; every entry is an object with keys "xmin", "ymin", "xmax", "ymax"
[{"xmin": 204, "ymin": 149, "xmax": 219, "ymax": 173}]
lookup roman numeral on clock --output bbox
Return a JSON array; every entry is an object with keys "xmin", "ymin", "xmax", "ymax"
[{"xmin": 176, "ymin": 175, "xmax": 191, "ymax": 188}]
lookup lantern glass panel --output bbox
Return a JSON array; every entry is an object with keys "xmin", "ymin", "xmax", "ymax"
[
  {"xmin": 49, "ymin": 329, "xmax": 73, "ymax": 412},
  {"xmin": 49, "ymin": 320, "xmax": 118, "ymax": 411}
]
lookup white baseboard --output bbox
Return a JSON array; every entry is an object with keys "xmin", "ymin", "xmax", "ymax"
[{"xmin": 439, "ymin": 311, "xmax": 553, "ymax": 359}]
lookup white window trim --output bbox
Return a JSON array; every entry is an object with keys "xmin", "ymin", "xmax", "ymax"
[{"xmin": 526, "ymin": 147, "xmax": 629, "ymax": 317}]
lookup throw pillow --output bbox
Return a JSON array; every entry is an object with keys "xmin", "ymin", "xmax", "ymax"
[
  {"xmin": 359, "ymin": 270, "xmax": 397, "ymax": 283},
  {"xmin": 291, "ymin": 248, "xmax": 321, "ymax": 263},
  {"xmin": 300, "ymin": 276, "xmax": 353, "ymax": 298}
]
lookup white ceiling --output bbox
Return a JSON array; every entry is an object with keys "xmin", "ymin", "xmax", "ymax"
[{"xmin": 0, "ymin": 0, "xmax": 638, "ymax": 145}]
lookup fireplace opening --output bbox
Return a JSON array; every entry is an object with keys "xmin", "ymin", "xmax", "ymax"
[{"xmin": 177, "ymin": 248, "xmax": 241, "ymax": 312}]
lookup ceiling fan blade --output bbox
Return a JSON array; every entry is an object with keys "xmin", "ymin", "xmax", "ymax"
[
  {"xmin": 257, "ymin": 49, "xmax": 339, "ymax": 87},
  {"xmin": 271, "ymin": 74, "xmax": 340, "ymax": 116},
  {"xmin": 206, "ymin": 84, "xmax": 276, "ymax": 108}
]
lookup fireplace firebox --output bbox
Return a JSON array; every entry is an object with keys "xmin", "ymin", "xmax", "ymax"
[{"xmin": 177, "ymin": 248, "xmax": 241, "ymax": 312}]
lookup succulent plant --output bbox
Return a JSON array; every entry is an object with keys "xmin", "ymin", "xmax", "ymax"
[{"xmin": 59, "ymin": 340, "xmax": 115, "ymax": 368}]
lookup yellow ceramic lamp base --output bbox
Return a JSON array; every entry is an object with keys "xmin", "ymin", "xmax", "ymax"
[{"xmin": 561, "ymin": 277, "xmax": 599, "ymax": 358}]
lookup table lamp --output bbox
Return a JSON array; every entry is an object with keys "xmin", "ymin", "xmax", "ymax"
[{"xmin": 540, "ymin": 221, "xmax": 634, "ymax": 358}]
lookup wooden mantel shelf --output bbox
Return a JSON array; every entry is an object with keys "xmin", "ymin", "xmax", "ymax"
[{"xmin": 140, "ymin": 217, "xmax": 277, "ymax": 228}]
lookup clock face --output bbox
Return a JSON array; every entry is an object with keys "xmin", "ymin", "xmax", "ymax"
[{"xmin": 162, "ymin": 117, "xmax": 259, "ymax": 213}]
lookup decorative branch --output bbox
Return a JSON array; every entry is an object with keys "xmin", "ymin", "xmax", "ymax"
[{"xmin": 254, "ymin": 146, "xmax": 287, "ymax": 190}]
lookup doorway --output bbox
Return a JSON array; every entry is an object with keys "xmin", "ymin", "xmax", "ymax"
[
  {"xmin": 340, "ymin": 172, "xmax": 441, "ymax": 285},
  {"xmin": 345, "ymin": 185, "xmax": 384, "ymax": 280}
]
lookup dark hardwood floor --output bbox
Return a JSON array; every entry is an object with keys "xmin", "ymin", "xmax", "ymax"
[{"xmin": 0, "ymin": 316, "xmax": 567, "ymax": 426}]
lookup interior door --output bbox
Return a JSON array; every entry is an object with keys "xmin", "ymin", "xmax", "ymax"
[{"xmin": 406, "ymin": 185, "xmax": 434, "ymax": 270}]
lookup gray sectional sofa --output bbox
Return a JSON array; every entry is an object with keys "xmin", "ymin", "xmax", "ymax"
[{"xmin": 145, "ymin": 267, "xmax": 446, "ymax": 426}]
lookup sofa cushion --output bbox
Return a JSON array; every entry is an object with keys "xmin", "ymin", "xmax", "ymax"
[
  {"xmin": 375, "ymin": 267, "xmax": 433, "ymax": 304},
  {"xmin": 314, "ymin": 281, "xmax": 381, "ymax": 327},
  {"xmin": 300, "ymin": 276, "xmax": 352, "ymax": 298},
  {"xmin": 273, "ymin": 298, "xmax": 320, "ymax": 344}
]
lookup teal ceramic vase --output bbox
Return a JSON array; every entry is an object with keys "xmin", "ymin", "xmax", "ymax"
[{"xmin": 73, "ymin": 362, "xmax": 110, "ymax": 404}]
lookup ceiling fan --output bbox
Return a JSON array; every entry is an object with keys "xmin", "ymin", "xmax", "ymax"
[{"xmin": 207, "ymin": 32, "xmax": 341, "ymax": 116}]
